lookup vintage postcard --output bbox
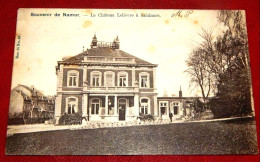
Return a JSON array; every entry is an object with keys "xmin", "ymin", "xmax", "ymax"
[{"xmin": 6, "ymin": 9, "xmax": 258, "ymax": 155}]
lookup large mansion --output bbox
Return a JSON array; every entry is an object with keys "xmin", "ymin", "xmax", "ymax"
[{"xmin": 55, "ymin": 34, "xmax": 192, "ymax": 123}]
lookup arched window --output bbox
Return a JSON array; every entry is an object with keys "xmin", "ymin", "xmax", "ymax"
[
  {"xmin": 91, "ymin": 98, "xmax": 100, "ymax": 115},
  {"xmin": 140, "ymin": 98, "xmax": 150, "ymax": 115},
  {"xmin": 104, "ymin": 71, "xmax": 115, "ymax": 87},
  {"xmin": 66, "ymin": 97, "xmax": 78, "ymax": 114},
  {"xmin": 139, "ymin": 72, "xmax": 150, "ymax": 88},
  {"xmin": 90, "ymin": 71, "xmax": 102, "ymax": 86},
  {"xmin": 67, "ymin": 70, "xmax": 79, "ymax": 87},
  {"xmin": 118, "ymin": 71, "xmax": 128, "ymax": 87}
]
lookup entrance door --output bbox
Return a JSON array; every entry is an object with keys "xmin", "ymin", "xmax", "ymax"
[
  {"xmin": 159, "ymin": 102, "xmax": 168, "ymax": 119},
  {"xmin": 118, "ymin": 99, "xmax": 126, "ymax": 121},
  {"xmin": 174, "ymin": 106, "xmax": 178, "ymax": 115}
]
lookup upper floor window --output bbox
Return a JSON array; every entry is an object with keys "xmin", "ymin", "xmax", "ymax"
[
  {"xmin": 104, "ymin": 71, "xmax": 115, "ymax": 87},
  {"xmin": 67, "ymin": 70, "xmax": 79, "ymax": 87},
  {"xmin": 139, "ymin": 72, "xmax": 150, "ymax": 88},
  {"xmin": 90, "ymin": 71, "xmax": 102, "ymax": 87},
  {"xmin": 66, "ymin": 97, "xmax": 78, "ymax": 114},
  {"xmin": 118, "ymin": 72, "xmax": 128, "ymax": 87}
]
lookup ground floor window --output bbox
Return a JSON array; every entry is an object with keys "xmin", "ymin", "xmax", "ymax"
[
  {"xmin": 161, "ymin": 107, "xmax": 166, "ymax": 115},
  {"xmin": 66, "ymin": 97, "xmax": 78, "ymax": 114},
  {"xmin": 91, "ymin": 98, "xmax": 100, "ymax": 115},
  {"xmin": 140, "ymin": 98, "xmax": 149, "ymax": 115},
  {"xmin": 160, "ymin": 102, "xmax": 167, "ymax": 115}
]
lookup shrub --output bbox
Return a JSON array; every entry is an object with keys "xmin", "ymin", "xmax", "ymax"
[
  {"xmin": 8, "ymin": 118, "xmax": 25, "ymax": 125},
  {"xmin": 8, "ymin": 111, "xmax": 54, "ymax": 125},
  {"xmin": 138, "ymin": 114, "xmax": 155, "ymax": 122},
  {"xmin": 58, "ymin": 113, "xmax": 82, "ymax": 125}
]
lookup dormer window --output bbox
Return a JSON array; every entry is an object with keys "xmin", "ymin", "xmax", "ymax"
[{"xmin": 67, "ymin": 70, "xmax": 79, "ymax": 87}]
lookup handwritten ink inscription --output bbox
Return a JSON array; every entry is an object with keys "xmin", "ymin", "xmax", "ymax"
[{"xmin": 171, "ymin": 10, "xmax": 193, "ymax": 18}]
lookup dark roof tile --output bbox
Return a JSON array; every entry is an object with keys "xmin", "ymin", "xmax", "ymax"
[{"xmin": 62, "ymin": 47, "xmax": 155, "ymax": 66}]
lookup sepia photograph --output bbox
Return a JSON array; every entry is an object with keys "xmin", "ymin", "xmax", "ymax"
[{"xmin": 5, "ymin": 9, "xmax": 258, "ymax": 155}]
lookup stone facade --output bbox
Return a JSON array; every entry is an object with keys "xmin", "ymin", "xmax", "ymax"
[{"xmin": 55, "ymin": 35, "xmax": 158, "ymax": 122}]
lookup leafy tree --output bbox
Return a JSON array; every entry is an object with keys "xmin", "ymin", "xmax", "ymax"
[
  {"xmin": 186, "ymin": 10, "xmax": 253, "ymax": 118},
  {"xmin": 210, "ymin": 11, "xmax": 252, "ymax": 117}
]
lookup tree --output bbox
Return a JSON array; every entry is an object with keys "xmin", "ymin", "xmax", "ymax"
[
  {"xmin": 186, "ymin": 10, "xmax": 253, "ymax": 117},
  {"xmin": 211, "ymin": 10, "xmax": 252, "ymax": 117},
  {"xmin": 185, "ymin": 31, "xmax": 215, "ymax": 110}
]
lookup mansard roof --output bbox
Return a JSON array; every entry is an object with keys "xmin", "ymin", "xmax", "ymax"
[{"xmin": 61, "ymin": 47, "xmax": 157, "ymax": 67}]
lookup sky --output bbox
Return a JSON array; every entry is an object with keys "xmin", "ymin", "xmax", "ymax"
[{"xmin": 12, "ymin": 9, "xmax": 224, "ymax": 97}]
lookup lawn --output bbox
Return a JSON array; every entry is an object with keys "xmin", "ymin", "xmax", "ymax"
[{"xmin": 5, "ymin": 118, "xmax": 258, "ymax": 155}]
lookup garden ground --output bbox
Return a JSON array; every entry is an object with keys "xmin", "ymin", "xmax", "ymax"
[{"xmin": 5, "ymin": 117, "xmax": 258, "ymax": 155}]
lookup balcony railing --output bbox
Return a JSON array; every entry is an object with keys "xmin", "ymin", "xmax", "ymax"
[
  {"xmin": 87, "ymin": 86, "xmax": 136, "ymax": 92},
  {"xmin": 87, "ymin": 56, "xmax": 135, "ymax": 63}
]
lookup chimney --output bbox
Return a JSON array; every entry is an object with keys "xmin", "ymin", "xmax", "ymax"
[
  {"xmin": 90, "ymin": 33, "xmax": 97, "ymax": 49},
  {"xmin": 114, "ymin": 35, "xmax": 120, "ymax": 49},
  {"xmin": 179, "ymin": 86, "xmax": 183, "ymax": 98}
]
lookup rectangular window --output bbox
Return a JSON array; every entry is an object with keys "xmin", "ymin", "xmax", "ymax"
[
  {"xmin": 161, "ymin": 107, "xmax": 166, "ymax": 115},
  {"xmin": 68, "ymin": 104, "xmax": 76, "ymax": 114},
  {"xmin": 68, "ymin": 105, "xmax": 72, "ymax": 114},
  {"xmin": 141, "ymin": 76, "xmax": 148, "ymax": 88},
  {"xmin": 119, "ymin": 75, "xmax": 127, "ymax": 87},
  {"xmin": 91, "ymin": 103, "xmax": 99, "ymax": 114},
  {"xmin": 96, "ymin": 104, "xmax": 99, "ymax": 114},
  {"xmin": 69, "ymin": 73, "xmax": 77, "ymax": 87},
  {"xmin": 141, "ymin": 105, "xmax": 148, "ymax": 114},
  {"xmin": 72, "ymin": 105, "xmax": 75, "ymax": 114},
  {"xmin": 69, "ymin": 78, "xmax": 73, "ymax": 86},
  {"xmin": 67, "ymin": 98, "xmax": 77, "ymax": 114},
  {"xmin": 92, "ymin": 75, "xmax": 100, "ymax": 86},
  {"xmin": 141, "ymin": 99, "xmax": 149, "ymax": 115},
  {"xmin": 73, "ymin": 77, "xmax": 76, "ymax": 86},
  {"xmin": 91, "ymin": 104, "xmax": 95, "ymax": 114},
  {"xmin": 160, "ymin": 102, "xmax": 167, "ymax": 115}
]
